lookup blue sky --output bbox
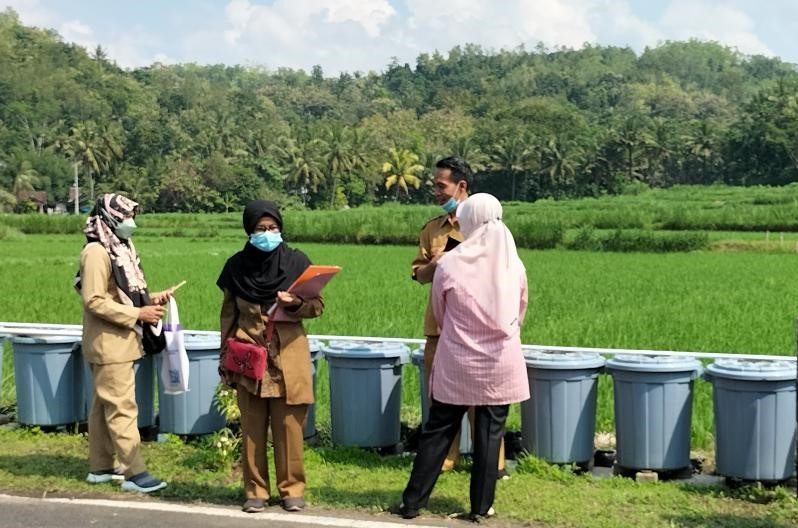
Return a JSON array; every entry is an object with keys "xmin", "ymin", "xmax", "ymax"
[{"xmin": 3, "ymin": 0, "xmax": 797, "ymax": 74}]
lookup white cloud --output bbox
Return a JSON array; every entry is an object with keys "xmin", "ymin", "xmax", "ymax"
[
  {"xmin": 4, "ymin": 0, "xmax": 796, "ymax": 73},
  {"xmin": 660, "ymin": 0, "xmax": 773, "ymax": 56},
  {"xmin": 588, "ymin": 0, "xmax": 663, "ymax": 50},
  {"xmin": 2, "ymin": 0, "xmax": 56, "ymax": 27},
  {"xmin": 59, "ymin": 19, "xmax": 94, "ymax": 48}
]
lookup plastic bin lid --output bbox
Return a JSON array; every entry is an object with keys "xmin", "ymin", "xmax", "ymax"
[
  {"xmin": 410, "ymin": 348, "xmax": 424, "ymax": 365},
  {"xmin": 11, "ymin": 334, "xmax": 81, "ymax": 345},
  {"xmin": 524, "ymin": 350, "xmax": 605, "ymax": 370},
  {"xmin": 606, "ymin": 354, "xmax": 702, "ymax": 373},
  {"xmin": 323, "ymin": 341, "xmax": 409, "ymax": 360},
  {"xmin": 183, "ymin": 333, "xmax": 220, "ymax": 351},
  {"xmin": 308, "ymin": 339, "xmax": 322, "ymax": 353},
  {"xmin": 706, "ymin": 358, "xmax": 796, "ymax": 381}
]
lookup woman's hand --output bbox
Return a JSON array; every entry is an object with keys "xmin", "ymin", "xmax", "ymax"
[
  {"xmin": 139, "ymin": 305, "xmax": 166, "ymax": 324},
  {"xmin": 150, "ymin": 289, "xmax": 173, "ymax": 305},
  {"xmin": 276, "ymin": 291, "xmax": 302, "ymax": 307}
]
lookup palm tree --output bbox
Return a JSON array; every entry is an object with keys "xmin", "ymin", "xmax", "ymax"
[
  {"xmin": 270, "ymin": 136, "xmax": 325, "ymax": 204},
  {"xmin": 322, "ymin": 125, "xmax": 353, "ymax": 207},
  {"xmin": 448, "ymin": 135, "xmax": 486, "ymax": 171},
  {"xmin": 383, "ymin": 147, "xmax": 424, "ymax": 200},
  {"xmin": 66, "ymin": 121, "xmax": 123, "ymax": 202},
  {"xmin": 490, "ymin": 135, "xmax": 531, "ymax": 200},
  {"xmin": 614, "ymin": 115, "xmax": 652, "ymax": 183},
  {"xmin": 686, "ymin": 120, "xmax": 719, "ymax": 183},
  {"xmin": 645, "ymin": 118, "xmax": 674, "ymax": 186},
  {"xmin": 11, "ymin": 159, "xmax": 40, "ymax": 198},
  {"xmin": 539, "ymin": 137, "xmax": 583, "ymax": 196}
]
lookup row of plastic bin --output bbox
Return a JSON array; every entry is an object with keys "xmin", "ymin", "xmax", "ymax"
[
  {"xmin": 8, "ymin": 333, "xmax": 324, "ymax": 438},
  {"xmin": 523, "ymin": 351, "xmax": 796, "ymax": 482},
  {"xmin": 6, "ymin": 335, "xmax": 796, "ymax": 482}
]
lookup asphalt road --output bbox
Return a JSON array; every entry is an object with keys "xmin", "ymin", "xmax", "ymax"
[{"xmin": 0, "ymin": 493, "xmax": 462, "ymax": 528}]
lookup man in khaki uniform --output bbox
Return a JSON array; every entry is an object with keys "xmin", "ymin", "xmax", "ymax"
[
  {"xmin": 411, "ymin": 157, "xmax": 507, "ymax": 477},
  {"xmin": 78, "ymin": 193, "xmax": 169, "ymax": 493}
]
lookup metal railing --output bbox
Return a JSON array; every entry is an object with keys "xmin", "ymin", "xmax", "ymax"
[{"xmin": 1, "ymin": 321, "xmax": 794, "ymax": 363}]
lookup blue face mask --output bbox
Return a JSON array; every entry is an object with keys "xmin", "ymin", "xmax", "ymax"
[
  {"xmin": 249, "ymin": 231, "xmax": 283, "ymax": 252},
  {"xmin": 441, "ymin": 197, "xmax": 458, "ymax": 213}
]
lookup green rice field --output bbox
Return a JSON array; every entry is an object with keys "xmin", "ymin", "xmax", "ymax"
[{"xmin": 2, "ymin": 232, "xmax": 797, "ymax": 448}]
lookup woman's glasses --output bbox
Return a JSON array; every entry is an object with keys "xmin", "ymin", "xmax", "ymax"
[{"xmin": 253, "ymin": 224, "xmax": 281, "ymax": 233}]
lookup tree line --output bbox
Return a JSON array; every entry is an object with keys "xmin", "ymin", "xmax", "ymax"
[{"xmin": 1, "ymin": 8, "xmax": 797, "ymax": 213}]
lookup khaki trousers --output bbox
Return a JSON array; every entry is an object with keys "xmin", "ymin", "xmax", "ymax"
[
  {"xmin": 423, "ymin": 337, "xmax": 506, "ymax": 471},
  {"xmin": 237, "ymin": 387, "xmax": 308, "ymax": 500},
  {"xmin": 88, "ymin": 362, "xmax": 146, "ymax": 477}
]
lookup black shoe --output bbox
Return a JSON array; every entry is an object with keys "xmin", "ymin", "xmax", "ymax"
[
  {"xmin": 121, "ymin": 471, "xmax": 167, "ymax": 493},
  {"xmin": 497, "ymin": 468, "xmax": 510, "ymax": 480},
  {"xmin": 242, "ymin": 498, "xmax": 266, "ymax": 513},
  {"xmin": 282, "ymin": 496, "xmax": 305, "ymax": 512},
  {"xmin": 398, "ymin": 502, "xmax": 419, "ymax": 519},
  {"xmin": 469, "ymin": 507, "xmax": 495, "ymax": 522}
]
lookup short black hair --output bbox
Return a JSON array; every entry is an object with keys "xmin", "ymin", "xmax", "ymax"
[{"xmin": 435, "ymin": 156, "xmax": 473, "ymax": 191}]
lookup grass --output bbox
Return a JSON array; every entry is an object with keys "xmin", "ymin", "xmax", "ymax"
[
  {"xmin": 2, "ymin": 194, "xmax": 798, "ymax": 526},
  {"xmin": 3, "ymin": 236, "xmax": 798, "ymax": 447},
  {"xmin": 0, "ymin": 427, "xmax": 796, "ymax": 528},
  {"xmin": 5, "ymin": 184, "xmax": 798, "ymax": 252}
]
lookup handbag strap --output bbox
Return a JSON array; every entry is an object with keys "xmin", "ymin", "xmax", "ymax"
[{"xmin": 265, "ymin": 319, "xmax": 275, "ymax": 343}]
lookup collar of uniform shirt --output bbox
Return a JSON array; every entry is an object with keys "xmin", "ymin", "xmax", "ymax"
[{"xmin": 439, "ymin": 215, "xmax": 459, "ymax": 228}]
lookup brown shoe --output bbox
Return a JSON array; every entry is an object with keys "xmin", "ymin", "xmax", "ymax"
[
  {"xmin": 243, "ymin": 498, "xmax": 266, "ymax": 513},
  {"xmin": 282, "ymin": 496, "xmax": 305, "ymax": 512}
]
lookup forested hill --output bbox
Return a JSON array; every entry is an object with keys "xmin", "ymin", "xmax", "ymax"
[{"xmin": 1, "ymin": 8, "xmax": 797, "ymax": 213}]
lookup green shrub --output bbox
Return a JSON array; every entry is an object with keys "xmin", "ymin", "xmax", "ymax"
[{"xmin": 601, "ymin": 229, "xmax": 709, "ymax": 252}]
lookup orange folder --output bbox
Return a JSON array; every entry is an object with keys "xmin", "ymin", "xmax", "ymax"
[{"xmin": 268, "ymin": 265, "xmax": 341, "ymax": 322}]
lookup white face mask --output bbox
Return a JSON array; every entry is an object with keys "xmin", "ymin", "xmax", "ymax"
[{"xmin": 114, "ymin": 218, "xmax": 137, "ymax": 240}]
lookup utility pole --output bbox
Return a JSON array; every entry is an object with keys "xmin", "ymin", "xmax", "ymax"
[{"xmin": 73, "ymin": 162, "xmax": 79, "ymax": 214}]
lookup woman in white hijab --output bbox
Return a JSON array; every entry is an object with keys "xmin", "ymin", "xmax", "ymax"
[{"xmin": 400, "ymin": 193, "xmax": 529, "ymax": 521}]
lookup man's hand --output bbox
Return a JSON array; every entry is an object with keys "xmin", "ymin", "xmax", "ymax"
[
  {"xmin": 139, "ymin": 305, "xmax": 166, "ymax": 324},
  {"xmin": 414, "ymin": 252, "xmax": 443, "ymax": 283},
  {"xmin": 150, "ymin": 289, "xmax": 173, "ymax": 305},
  {"xmin": 276, "ymin": 291, "xmax": 302, "ymax": 307}
]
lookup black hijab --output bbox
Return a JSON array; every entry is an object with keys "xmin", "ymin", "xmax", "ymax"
[{"xmin": 216, "ymin": 200, "xmax": 310, "ymax": 308}]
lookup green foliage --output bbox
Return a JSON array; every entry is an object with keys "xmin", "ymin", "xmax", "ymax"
[
  {"xmin": 1, "ymin": 10, "xmax": 797, "ymax": 210},
  {"xmin": 214, "ymin": 383, "xmax": 240, "ymax": 423},
  {"xmin": 514, "ymin": 453, "xmax": 577, "ymax": 482},
  {"xmin": 569, "ymin": 229, "xmax": 710, "ymax": 252},
  {"xmin": 0, "ymin": 224, "xmax": 23, "ymax": 240},
  {"xmin": 183, "ymin": 428, "xmax": 241, "ymax": 471},
  {"xmin": 2, "ymin": 427, "xmax": 796, "ymax": 527}
]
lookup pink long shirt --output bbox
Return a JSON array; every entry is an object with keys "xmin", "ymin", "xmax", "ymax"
[{"xmin": 429, "ymin": 263, "xmax": 530, "ymax": 406}]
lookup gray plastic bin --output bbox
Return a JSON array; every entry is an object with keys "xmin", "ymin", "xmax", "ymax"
[
  {"xmin": 705, "ymin": 359, "xmax": 796, "ymax": 481},
  {"xmin": 410, "ymin": 348, "xmax": 472, "ymax": 454},
  {"xmin": 157, "ymin": 333, "xmax": 225, "ymax": 435},
  {"xmin": 0, "ymin": 334, "xmax": 6, "ymax": 395},
  {"xmin": 304, "ymin": 339, "xmax": 323, "ymax": 439},
  {"xmin": 606, "ymin": 355, "xmax": 702, "ymax": 471},
  {"xmin": 82, "ymin": 354, "xmax": 156, "ymax": 428},
  {"xmin": 522, "ymin": 350, "xmax": 605, "ymax": 464},
  {"xmin": 12, "ymin": 335, "xmax": 83, "ymax": 426},
  {"xmin": 324, "ymin": 341, "xmax": 409, "ymax": 448}
]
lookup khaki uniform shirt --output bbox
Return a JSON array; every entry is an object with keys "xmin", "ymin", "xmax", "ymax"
[
  {"xmin": 219, "ymin": 289, "xmax": 324, "ymax": 404},
  {"xmin": 411, "ymin": 214, "xmax": 464, "ymax": 337},
  {"xmin": 80, "ymin": 242, "xmax": 143, "ymax": 365}
]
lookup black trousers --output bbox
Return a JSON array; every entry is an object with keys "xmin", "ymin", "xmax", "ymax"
[{"xmin": 402, "ymin": 399, "xmax": 509, "ymax": 516}]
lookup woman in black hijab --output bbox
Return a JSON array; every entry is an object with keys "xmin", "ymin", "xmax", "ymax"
[{"xmin": 217, "ymin": 200, "xmax": 324, "ymax": 514}]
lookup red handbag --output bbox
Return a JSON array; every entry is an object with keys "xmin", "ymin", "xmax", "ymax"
[{"xmin": 223, "ymin": 325, "xmax": 270, "ymax": 381}]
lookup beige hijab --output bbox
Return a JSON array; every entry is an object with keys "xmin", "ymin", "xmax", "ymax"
[{"xmin": 440, "ymin": 193, "xmax": 525, "ymax": 335}]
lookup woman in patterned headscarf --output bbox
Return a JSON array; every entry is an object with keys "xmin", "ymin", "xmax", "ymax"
[{"xmin": 77, "ymin": 193, "xmax": 170, "ymax": 493}]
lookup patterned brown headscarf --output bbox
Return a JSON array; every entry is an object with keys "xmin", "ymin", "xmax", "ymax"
[{"xmin": 77, "ymin": 193, "xmax": 149, "ymax": 307}]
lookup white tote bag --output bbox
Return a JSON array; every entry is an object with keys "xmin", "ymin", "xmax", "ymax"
[{"xmin": 161, "ymin": 297, "xmax": 189, "ymax": 394}]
